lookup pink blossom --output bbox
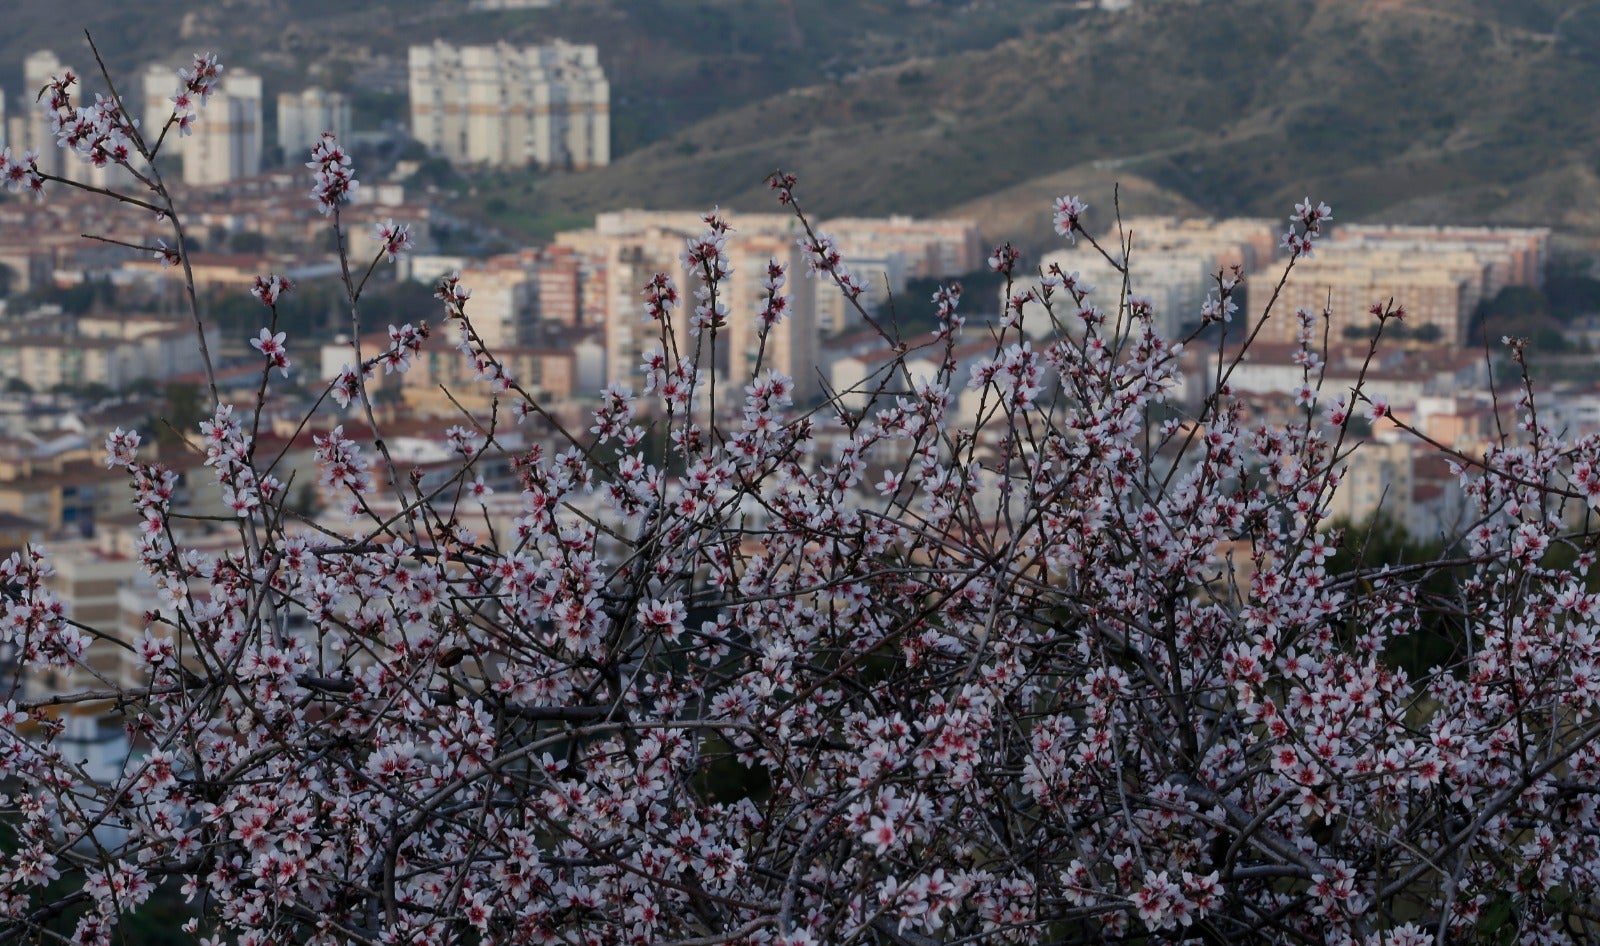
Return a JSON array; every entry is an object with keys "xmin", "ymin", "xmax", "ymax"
[
  {"xmin": 250, "ymin": 274, "xmax": 294, "ymax": 306},
  {"xmin": 307, "ymin": 133, "xmax": 357, "ymax": 214},
  {"xmin": 250, "ymin": 328, "xmax": 291, "ymax": 377},
  {"xmin": 375, "ymin": 219, "xmax": 413, "ymax": 262},
  {"xmin": 1052, "ymin": 194, "xmax": 1088, "ymax": 240}
]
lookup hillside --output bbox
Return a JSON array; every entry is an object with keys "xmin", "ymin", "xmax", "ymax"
[
  {"xmin": 1, "ymin": 0, "xmax": 1085, "ymax": 155},
  {"xmin": 511, "ymin": 0, "xmax": 1600, "ymax": 247},
  {"xmin": 6, "ymin": 0, "xmax": 1599, "ymax": 251}
]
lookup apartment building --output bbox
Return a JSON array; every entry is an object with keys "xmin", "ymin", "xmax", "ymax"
[
  {"xmin": 1021, "ymin": 216, "xmax": 1280, "ymax": 339},
  {"xmin": 1334, "ymin": 225, "xmax": 1550, "ymax": 296},
  {"xmin": 16, "ymin": 51, "xmax": 71, "ymax": 181},
  {"xmin": 141, "ymin": 63, "xmax": 263, "ymax": 185},
  {"xmin": 557, "ymin": 210, "xmax": 820, "ymax": 403},
  {"xmin": 1247, "ymin": 253, "xmax": 1480, "ymax": 346},
  {"xmin": 409, "ymin": 40, "xmax": 609, "ymax": 169},
  {"xmin": 552, "ymin": 223, "xmax": 674, "ymax": 395},
  {"xmin": 404, "ymin": 343, "xmax": 582, "ymax": 414},
  {"xmin": 1247, "ymin": 226, "xmax": 1551, "ymax": 347},
  {"xmin": 39, "ymin": 538, "xmax": 142, "ymax": 695},
  {"xmin": 186, "ymin": 71, "xmax": 263, "ymax": 185},
  {"xmin": 7, "ymin": 51, "xmax": 134, "ymax": 189},
  {"xmin": 278, "ymin": 86, "xmax": 351, "ymax": 159},
  {"xmin": 0, "ymin": 308, "xmax": 204, "ymax": 392},
  {"xmin": 453, "ymin": 255, "xmax": 537, "ymax": 350},
  {"xmin": 811, "ymin": 216, "xmax": 985, "ymax": 333}
]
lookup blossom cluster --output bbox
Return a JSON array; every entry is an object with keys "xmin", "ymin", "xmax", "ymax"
[
  {"xmin": 0, "ymin": 148, "xmax": 45, "ymax": 197},
  {"xmin": 48, "ymin": 80, "xmax": 136, "ymax": 171},
  {"xmin": 307, "ymin": 132, "xmax": 357, "ymax": 214},
  {"xmin": 10, "ymin": 48, "xmax": 1600, "ymax": 946},
  {"xmin": 168, "ymin": 52, "xmax": 223, "ymax": 139},
  {"xmin": 375, "ymin": 218, "xmax": 414, "ymax": 262}
]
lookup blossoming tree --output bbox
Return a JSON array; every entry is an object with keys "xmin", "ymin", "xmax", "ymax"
[{"xmin": 3, "ymin": 40, "xmax": 1600, "ymax": 946}]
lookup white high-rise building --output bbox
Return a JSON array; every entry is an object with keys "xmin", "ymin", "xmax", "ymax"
[
  {"xmin": 141, "ymin": 63, "xmax": 262, "ymax": 185},
  {"xmin": 140, "ymin": 63, "xmax": 175, "ymax": 154},
  {"xmin": 186, "ymin": 71, "xmax": 261, "ymax": 185},
  {"xmin": 278, "ymin": 87, "xmax": 351, "ymax": 160},
  {"xmin": 20, "ymin": 51, "xmax": 70, "ymax": 180},
  {"xmin": 409, "ymin": 40, "xmax": 609, "ymax": 169},
  {"xmin": 9, "ymin": 50, "xmax": 137, "ymax": 189}
]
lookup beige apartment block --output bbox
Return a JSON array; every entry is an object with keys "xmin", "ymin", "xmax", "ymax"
[
  {"xmin": 401, "ymin": 344, "xmax": 578, "ymax": 414},
  {"xmin": 409, "ymin": 40, "xmax": 609, "ymax": 170},
  {"xmin": 454, "ymin": 256, "xmax": 536, "ymax": 350},
  {"xmin": 809, "ymin": 251, "xmax": 906, "ymax": 337},
  {"xmin": 1242, "ymin": 226, "xmax": 1549, "ymax": 347},
  {"xmin": 140, "ymin": 64, "xmax": 180, "ymax": 152},
  {"xmin": 817, "ymin": 216, "xmax": 986, "ymax": 281},
  {"xmin": 0, "ymin": 452, "xmax": 116, "ymax": 536},
  {"xmin": 563, "ymin": 225, "xmax": 680, "ymax": 396},
  {"xmin": 0, "ymin": 323, "xmax": 204, "ymax": 392},
  {"xmin": 1248, "ymin": 254, "xmax": 1475, "ymax": 347},
  {"xmin": 724, "ymin": 230, "xmax": 818, "ymax": 395},
  {"xmin": 1141, "ymin": 216, "xmax": 1282, "ymax": 269},
  {"xmin": 1324, "ymin": 438, "xmax": 1414, "ymax": 528},
  {"xmin": 425, "ymin": 247, "xmax": 594, "ymax": 349},
  {"xmin": 591, "ymin": 210, "xmax": 796, "ymax": 237},
  {"xmin": 39, "ymin": 542, "xmax": 142, "ymax": 695},
  {"xmin": 187, "ymin": 71, "xmax": 262, "ymax": 185},
  {"xmin": 559, "ymin": 211, "xmax": 820, "ymax": 404},
  {"xmin": 1319, "ymin": 246, "xmax": 1492, "ymax": 314},
  {"xmin": 1334, "ymin": 225, "xmax": 1550, "ymax": 296}
]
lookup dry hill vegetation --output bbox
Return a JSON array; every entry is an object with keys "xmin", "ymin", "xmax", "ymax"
[{"xmin": 526, "ymin": 0, "xmax": 1600, "ymax": 250}]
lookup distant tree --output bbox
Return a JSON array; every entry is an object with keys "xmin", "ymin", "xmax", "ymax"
[
  {"xmin": 1546, "ymin": 263, "xmax": 1600, "ymax": 317},
  {"xmin": 27, "ymin": 278, "xmax": 100, "ymax": 315},
  {"xmin": 229, "ymin": 230, "xmax": 268, "ymax": 254},
  {"xmin": 1325, "ymin": 515, "xmax": 1463, "ymax": 675},
  {"xmin": 1471, "ymin": 284, "xmax": 1559, "ymax": 344},
  {"xmin": 124, "ymin": 377, "xmax": 161, "ymax": 397},
  {"xmin": 156, "ymin": 380, "xmax": 206, "ymax": 446},
  {"xmin": 1481, "ymin": 284, "xmax": 1551, "ymax": 321},
  {"xmin": 896, "ymin": 267, "xmax": 1006, "ymax": 331},
  {"xmin": 211, "ymin": 279, "xmax": 346, "ymax": 340},
  {"xmin": 403, "ymin": 155, "xmax": 465, "ymax": 192},
  {"xmin": 51, "ymin": 380, "xmax": 113, "ymax": 401},
  {"xmin": 1532, "ymin": 325, "xmax": 1570, "ymax": 352}
]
